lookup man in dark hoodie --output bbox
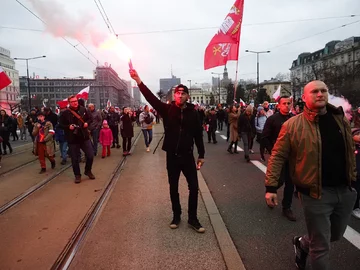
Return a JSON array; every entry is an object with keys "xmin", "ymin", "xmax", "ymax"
[{"xmin": 130, "ymin": 69, "xmax": 205, "ymax": 233}]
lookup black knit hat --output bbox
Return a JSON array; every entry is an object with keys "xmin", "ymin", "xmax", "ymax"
[{"xmin": 174, "ymin": 84, "xmax": 189, "ymax": 94}]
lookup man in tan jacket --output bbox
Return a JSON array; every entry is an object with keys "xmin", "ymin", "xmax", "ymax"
[{"xmin": 265, "ymin": 80, "xmax": 356, "ymax": 270}]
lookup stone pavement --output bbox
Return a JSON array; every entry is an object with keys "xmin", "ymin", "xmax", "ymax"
[{"xmin": 69, "ymin": 125, "xmax": 245, "ymax": 270}]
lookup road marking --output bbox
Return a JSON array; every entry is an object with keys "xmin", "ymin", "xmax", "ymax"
[
  {"xmin": 344, "ymin": 226, "xmax": 360, "ymax": 250},
  {"xmin": 220, "ymin": 132, "xmax": 360, "ymax": 249}
]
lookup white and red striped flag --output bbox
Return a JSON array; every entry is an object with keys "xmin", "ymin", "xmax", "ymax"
[
  {"xmin": 272, "ymin": 84, "xmax": 281, "ymax": 102},
  {"xmin": 0, "ymin": 67, "xmax": 12, "ymax": 90},
  {"xmin": 56, "ymin": 86, "xmax": 90, "ymax": 108}
]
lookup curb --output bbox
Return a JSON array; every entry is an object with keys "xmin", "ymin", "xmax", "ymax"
[{"xmin": 198, "ymin": 170, "xmax": 246, "ymax": 270}]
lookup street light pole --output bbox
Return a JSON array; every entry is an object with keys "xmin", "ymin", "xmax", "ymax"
[
  {"xmin": 245, "ymin": 50, "xmax": 270, "ymax": 93},
  {"xmin": 14, "ymin": 55, "xmax": 46, "ymax": 111}
]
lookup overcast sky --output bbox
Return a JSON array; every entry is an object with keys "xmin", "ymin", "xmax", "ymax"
[{"xmin": 1, "ymin": 0, "xmax": 360, "ymax": 94}]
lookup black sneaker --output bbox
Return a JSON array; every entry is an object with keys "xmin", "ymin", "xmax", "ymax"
[
  {"xmin": 293, "ymin": 236, "xmax": 308, "ymax": 270},
  {"xmin": 169, "ymin": 216, "xmax": 181, "ymax": 229},
  {"xmin": 188, "ymin": 219, "xmax": 205, "ymax": 233},
  {"xmin": 51, "ymin": 161, "xmax": 56, "ymax": 169},
  {"xmin": 75, "ymin": 175, "xmax": 81, "ymax": 184},
  {"xmin": 39, "ymin": 168, "xmax": 46, "ymax": 174}
]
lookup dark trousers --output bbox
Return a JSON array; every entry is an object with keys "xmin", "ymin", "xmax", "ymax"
[
  {"xmin": 68, "ymin": 140, "xmax": 94, "ymax": 176},
  {"xmin": 110, "ymin": 125, "xmax": 119, "ymax": 146},
  {"xmin": 122, "ymin": 137, "xmax": 132, "ymax": 152},
  {"xmin": 166, "ymin": 153, "xmax": 199, "ymax": 220},
  {"xmin": 277, "ymin": 162, "xmax": 294, "ymax": 209},
  {"xmin": 218, "ymin": 120, "xmax": 223, "ymax": 131},
  {"xmin": 91, "ymin": 128, "xmax": 100, "ymax": 155},
  {"xmin": 11, "ymin": 128, "xmax": 18, "ymax": 140},
  {"xmin": 353, "ymin": 150, "xmax": 360, "ymax": 209},
  {"xmin": 299, "ymin": 187, "xmax": 356, "ymax": 270},
  {"xmin": 257, "ymin": 133, "xmax": 265, "ymax": 159},
  {"xmin": 207, "ymin": 128, "xmax": 216, "ymax": 143},
  {"xmin": 1, "ymin": 131, "xmax": 12, "ymax": 153}
]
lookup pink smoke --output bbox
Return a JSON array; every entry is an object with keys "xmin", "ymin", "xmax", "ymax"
[{"xmin": 328, "ymin": 94, "xmax": 353, "ymax": 121}]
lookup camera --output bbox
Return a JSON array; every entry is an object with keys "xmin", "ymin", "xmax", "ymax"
[{"xmin": 72, "ymin": 124, "xmax": 80, "ymax": 135}]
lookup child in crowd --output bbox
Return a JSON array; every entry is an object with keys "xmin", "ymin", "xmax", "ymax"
[{"xmin": 99, "ymin": 120, "xmax": 113, "ymax": 159}]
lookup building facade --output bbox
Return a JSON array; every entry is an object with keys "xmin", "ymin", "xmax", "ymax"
[
  {"xmin": 290, "ymin": 36, "xmax": 360, "ymax": 97},
  {"xmin": 19, "ymin": 66, "xmax": 131, "ymax": 110},
  {"xmin": 160, "ymin": 75, "xmax": 181, "ymax": 92},
  {"xmin": 132, "ymin": 86, "xmax": 141, "ymax": 108},
  {"xmin": 0, "ymin": 46, "xmax": 20, "ymax": 114},
  {"xmin": 260, "ymin": 79, "xmax": 292, "ymax": 101}
]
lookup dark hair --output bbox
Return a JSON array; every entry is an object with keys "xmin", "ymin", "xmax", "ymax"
[{"xmin": 278, "ymin": 95, "xmax": 290, "ymax": 104}]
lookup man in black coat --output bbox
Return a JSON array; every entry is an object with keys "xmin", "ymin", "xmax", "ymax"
[
  {"xmin": 59, "ymin": 95, "xmax": 95, "ymax": 183},
  {"xmin": 205, "ymin": 108, "xmax": 218, "ymax": 143},
  {"xmin": 130, "ymin": 69, "xmax": 205, "ymax": 233}
]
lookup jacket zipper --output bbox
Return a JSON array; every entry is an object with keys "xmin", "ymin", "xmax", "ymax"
[{"xmin": 175, "ymin": 109, "xmax": 183, "ymax": 156}]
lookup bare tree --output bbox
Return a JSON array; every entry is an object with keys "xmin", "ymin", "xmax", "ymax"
[{"xmin": 275, "ymin": 72, "xmax": 291, "ymax": 81}]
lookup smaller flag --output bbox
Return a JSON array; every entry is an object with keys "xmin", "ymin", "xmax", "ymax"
[
  {"xmin": 272, "ymin": 84, "xmax": 281, "ymax": 102},
  {"xmin": 239, "ymin": 98, "xmax": 246, "ymax": 106},
  {"xmin": 0, "ymin": 66, "xmax": 12, "ymax": 90},
  {"xmin": 56, "ymin": 98, "xmax": 68, "ymax": 109},
  {"xmin": 76, "ymin": 86, "xmax": 90, "ymax": 100},
  {"xmin": 107, "ymin": 99, "xmax": 112, "ymax": 108}
]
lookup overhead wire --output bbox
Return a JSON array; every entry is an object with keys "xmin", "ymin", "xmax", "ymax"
[
  {"xmin": 14, "ymin": 0, "xmax": 98, "ymax": 65},
  {"xmin": 97, "ymin": 0, "xmax": 116, "ymax": 34},
  {"xmin": 93, "ymin": 0, "xmax": 112, "ymax": 34}
]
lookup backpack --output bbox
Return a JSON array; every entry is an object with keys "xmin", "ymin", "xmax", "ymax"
[{"xmin": 144, "ymin": 113, "xmax": 153, "ymax": 124}]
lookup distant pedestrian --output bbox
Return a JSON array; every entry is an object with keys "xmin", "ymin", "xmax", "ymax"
[
  {"xmin": 263, "ymin": 101, "xmax": 274, "ymax": 118},
  {"xmin": 238, "ymin": 105, "xmax": 256, "ymax": 162},
  {"xmin": 216, "ymin": 105, "xmax": 225, "ymax": 131},
  {"xmin": 120, "ymin": 107, "xmax": 136, "ymax": 156},
  {"xmin": 26, "ymin": 109, "xmax": 37, "ymax": 142},
  {"xmin": 88, "ymin": 103, "xmax": 103, "ymax": 156},
  {"xmin": 0, "ymin": 110, "xmax": 12, "ymax": 154},
  {"xmin": 107, "ymin": 106, "xmax": 121, "ymax": 149},
  {"xmin": 265, "ymin": 81, "xmax": 357, "ymax": 270},
  {"xmin": 55, "ymin": 122, "xmax": 68, "ymax": 165},
  {"xmin": 352, "ymin": 128, "xmax": 360, "ymax": 219},
  {"xmin": 59, "ymin": 95, "xmax": 95, "ymax": 183},
  {"xmin": 32, "ymin": 112, "xmax": 56, "ymax": 174},
  {"xmin": 130, "ymin": 70, "xmax": 206, "ymax": 233},
  {"xmin": 10, "ymin": 113, "xmax": 18, "ymax": 141},
  {"xmin": 205, "ymin": 108, "xmax": 217, "ymax": 144},
  {"xmin": 18, "ymin": 112, "xmax": 27, "ymax": 141},
  {"xmin": 254, "ymin": 106, "xmax": 267, "ymax": 161},
  {"xmin": 139, "ymin": 105, "xmax": 155, "ymax": 152},
  {"xmin": 227, "ymin": 105, "xmax": 241, "ymax": 154},
  {"xmin": 99, "ymin": 120, "xmax": 113, "ymax": 158}
]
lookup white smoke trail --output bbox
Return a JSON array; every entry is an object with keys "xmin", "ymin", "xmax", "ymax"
[
  {"xmin": 28, "ymin": 0, "xmax": 107, "ymax": 46},
  {"xmin": 328, "ymin": 94, "xmax": 353, "ymax": 121}
]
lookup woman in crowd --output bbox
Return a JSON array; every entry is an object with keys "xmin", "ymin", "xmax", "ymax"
[
  {"xmin": 120, "ymin": 107, "xmax": 136, "ymax": 156},
  {"xmin": 238, "ymin": 105, "xmax": 256, "ymax": 162},
  {"xmin": 227, "ymin": 105, "xmax": 241, "ymax": 154},
  {"xmin": 0, "ymin": 110, "xmax": 13, "ymax": 154}
]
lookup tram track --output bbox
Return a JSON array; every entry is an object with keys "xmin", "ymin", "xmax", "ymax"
[{"xmin": 51, "ymin": 131, "xmax": 142, "ymax": 270}]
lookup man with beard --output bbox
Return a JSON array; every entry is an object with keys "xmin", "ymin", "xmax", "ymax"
[
  {"xmin": 265, "ymin": 81, "xmax": 356, "ymax": 270},
  {"xmin": 130, "ymin": 69, "xmax": 205, "ymax": 233},
  {"xmin": 263, "ymin": 101, "xmax": 274, "ymax": 118},
  {"xmin": 60, "ymin": 95, "xmax": 95, "ymax": 183}
]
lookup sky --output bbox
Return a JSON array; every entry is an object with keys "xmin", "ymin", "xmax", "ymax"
[{"xmin": 1, "ymin": 0, "xmax": 360, "ymax": 95}]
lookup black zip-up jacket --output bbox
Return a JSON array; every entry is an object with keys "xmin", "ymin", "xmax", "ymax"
[
  {"xmin": 261, "ymin": 112, "xmax": 292, "ymax": 153},
  {"xmin": 205, "ymin": 114, "xmax": 217, "ymax": 130},
  {"xmin": 107, "ymin": 111, "xmax": 120, "ymax": 126},
  {"xmin": 59, "ymin": 105, "xmax": 91, "ymax": 144},
  {"xmin": 138, "ymin": 82, "xmax": 205, "ymax": 158},
  {"xmin": 237, "ymin": 113, "xmax": 256, "ymax": 135}
]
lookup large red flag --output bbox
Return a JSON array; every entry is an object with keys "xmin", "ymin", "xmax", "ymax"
[
  {"xmin": 204, "ymin": 0, "xmax": 244, "ymax": 70},
  {"xmin": 56, "ymin": 86, "xmax": 90, "ymax": 108},
  {"xmin": 0, "ymin": 66, "xmax": 12, "ymax": 90}
]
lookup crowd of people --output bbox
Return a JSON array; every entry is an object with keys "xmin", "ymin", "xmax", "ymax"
[{"xmin": 0, "ymin": 99, "xmax": 158, "ymax": 179}]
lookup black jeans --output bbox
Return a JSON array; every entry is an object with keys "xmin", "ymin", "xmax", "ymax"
[
  {"xmin": 68, "ymin": 140, "xmax": 94, "ymax": 176},
  {"xmin": 277, "ymin": 162, "xmax": 294, "ymax": 209},
  {"xmin": 218, "ymin": 120, "xmax": 223, "ymax": 131},
  {"xmin": 207, "ymin": 128, "xmax": 216, "ymax": 143},
  {"xmin": 166, "ymin": 153, "xmax": 199, "ymax": 220},
  {"xmin": 110, "ymin": 125, "xmax": 119, "ymax": 146},
  {"xmin": 122, "ymin": 137, "xmax": 132, "ymax": 152},
  {"xmin": 11, "ymin": 128, "xmax": 18, "ymax": 140},
  {"xmin": 226, "ymin": 123, "xmax": 230, "ymax": 141}
]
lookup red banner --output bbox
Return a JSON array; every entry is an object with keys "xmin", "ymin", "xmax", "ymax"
[
  {"xmin": 0, "ymin": 67, "xmax": 12, "ymax": 90},
  {"xmin": 204, "ymin": 0, "xmax": 244, "ymax": 70}
]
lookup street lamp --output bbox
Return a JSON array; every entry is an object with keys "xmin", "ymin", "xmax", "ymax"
[
  {"xmin": 211, "ymin": 72, "xmax": 222, "ymax": 105},
  {"xmin": 245, "ymin": 50, "xmax": 270, "ymax": 93},
  {"xmin": 14, "ymin": 55, "xmax": 46, "ymax": 111}
]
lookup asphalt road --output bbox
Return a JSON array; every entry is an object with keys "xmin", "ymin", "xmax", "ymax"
[{"xmin": 200, "ymin": 128, "xmax": 360, "ymax": 270}]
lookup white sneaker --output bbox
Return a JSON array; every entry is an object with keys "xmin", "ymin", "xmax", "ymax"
[
  {"xmin": 352, "ymin": 208, "xmax": 360, "ymax": 219},
  {"xmin": 250, "ymin": 149, "xmax": 254, "ymax": 154},
  {"xmin": 146, "ymin": 147, "xmax": 150, "ymax": 152}
]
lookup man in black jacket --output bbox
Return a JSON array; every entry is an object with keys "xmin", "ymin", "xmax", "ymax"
[
  {"xmin": 107, "ymin": 106, "xmax": 121, "ymax": 149},
  {"xmin": 205, "ymin": 108, "xmax": 218, "ymax": 143},
  {"xmin": 262, "ymin": 96, "xmax": 295, "ymax": 221},
  {"xmin": 130, "ymin": 69, "xmax": 206, "ymax": 233},
  {"xmin": 59, "ymin": 95, "xmax": 95, "ymax": 183}
]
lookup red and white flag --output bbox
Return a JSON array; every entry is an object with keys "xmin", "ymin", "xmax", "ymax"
[
  {"xmin": 204, "ymin": 0, "xmax": 245, "ymax": 70},
  {"xmin": 240, "ymin": 98, "xmax": 246, "ymax": 106},
  {"xmin": 107, "ymin": 99, "xmax": 112, "ymax": 108},
  {"xmin": 0, "ymin": 66, "xmax": 12, "ymax": 90},
  {"xmin": 76, "ymin": 86, "xmax": 90, "ymax": 100},
  {"xmin": 56, "ymin": 86, "xmax": 90, "ymax": 108},
  {"xmin": 272, "ymin": 84, "xmax": 281, "ymax": 102}
]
